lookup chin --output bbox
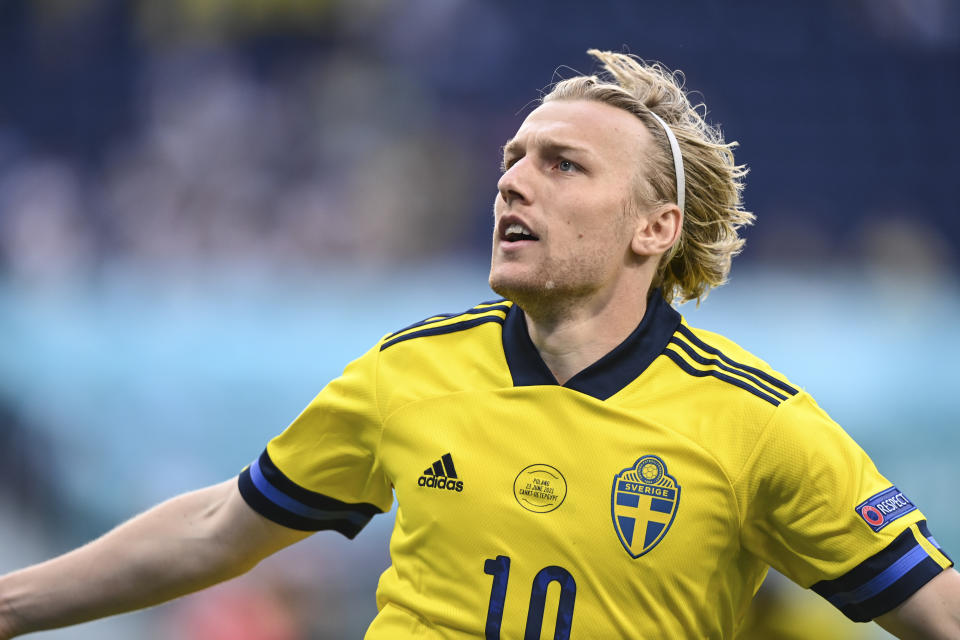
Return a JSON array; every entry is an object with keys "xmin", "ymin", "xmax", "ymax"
[
  {"xmin": 489, "ymin": 271, "xmax": 527, "ymax": 301},
  {"xmin": 488, "ymin": 272, "xmax": 516, "ymax": 301},
  {"xmin": 489, "ymin": 271, "xmax": 553, "ymax": 308}
]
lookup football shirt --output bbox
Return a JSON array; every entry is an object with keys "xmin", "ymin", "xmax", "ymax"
[{"xmin": 239, "ymin": 294, "xmax": 952, "ymax": 638}]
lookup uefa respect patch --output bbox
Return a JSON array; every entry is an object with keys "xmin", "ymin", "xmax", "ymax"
[{"xmin": 855, "ymin": 486, "xmax": 916, "ymax": 532}]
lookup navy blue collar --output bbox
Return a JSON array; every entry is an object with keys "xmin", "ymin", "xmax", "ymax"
[{"xmin": 501, "ymin": 292, "xmax": 681, "ymax": 400}]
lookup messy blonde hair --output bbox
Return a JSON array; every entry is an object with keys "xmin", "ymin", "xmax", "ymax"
[{"xmin": 543, "ymin": 49, "xmax": 754, "ymax": 304}]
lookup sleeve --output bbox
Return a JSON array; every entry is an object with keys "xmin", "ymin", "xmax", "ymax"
[
  {"xmin": 238, "ymin": 341, "xmax": 393, "ymax": 538},
  {"xmin": 736, "ymin": 392, "xmax": 954, "ymax": 622}
]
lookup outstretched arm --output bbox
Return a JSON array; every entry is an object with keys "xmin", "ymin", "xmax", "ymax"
[
  {"xmin": 0, "ymin": 478, "xmax": 310, "ymax": 639},
  {"xmin": 875, "ymin": 568, "xmax": 960, "ymax": 639}
]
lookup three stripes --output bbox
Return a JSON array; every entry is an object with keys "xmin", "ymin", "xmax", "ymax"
[
  {"xmin": 663, "ymin": 324, "xmax": 798, "ymax": 406},
  {"xmin": 423, "ymin": 452, "xmax": 459, "ymax": 479},
  {"xmin": 381, "ymin": 300, "xmax": 510, "ymax": 351}
]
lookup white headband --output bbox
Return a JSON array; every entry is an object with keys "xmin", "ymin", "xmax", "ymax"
[{"xmin": 646, "ymin": 111, "xmax": 685, "ymax": 214}]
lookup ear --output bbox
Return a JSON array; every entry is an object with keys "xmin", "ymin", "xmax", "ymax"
[{"xmin": 630, "ymin": 204, "xmax": 683, "ymax": 257}]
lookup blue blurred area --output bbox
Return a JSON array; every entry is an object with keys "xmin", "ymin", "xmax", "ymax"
[{"xmin": 0, "ymin": 1, "xmax": 957, "ymax": 638}]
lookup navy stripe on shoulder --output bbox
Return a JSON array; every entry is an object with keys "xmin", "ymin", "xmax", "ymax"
[
  {"xmin": 662, "ymin": 348, "xmax": 782, "ymax": 406},
  {"xmin": 668, "ymin": 337, "xmax": 789, "ymax": 402},
  {"xmin": 676, "ymin": 325, "xmax": 798, "ymax": 397},
  {"xmin": 811, "ymin": 521, "xmax": 948, "ymax": 621},
  {"xmin": 238, "ymin": 450, "xmax": 381, "ymax": 538},
  {"xmin": 385, "ymin": 299, "xmax": 509, "ymax": 340},
  {"xmin": 386, "ymin": 312, "xmax": 459, "ymax": 339},
  {"xmin": 381, "ymin": 313, "xmax": 506, "ymax": 351}
]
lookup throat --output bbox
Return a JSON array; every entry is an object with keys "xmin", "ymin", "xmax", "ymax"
[
  {"xmin": 541, "ymin": 354, "xmax": 591, "ymax": 387},
  {"xmin": 523, "ymin": 300, "xmax": 648, "ymax": 386}
]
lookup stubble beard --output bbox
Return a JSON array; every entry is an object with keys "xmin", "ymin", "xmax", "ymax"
[
  {"xmin": 489, "ymin": 197, "xmax": 638, "ymax": 322},
  {"xmin": 489, "ymin": 251, "xmax": 606, "ymax": 323}
]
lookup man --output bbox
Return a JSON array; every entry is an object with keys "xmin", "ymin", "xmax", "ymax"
[{"xmin": 0, "ymin": 49, "xmax": 957, "ymax": 639}]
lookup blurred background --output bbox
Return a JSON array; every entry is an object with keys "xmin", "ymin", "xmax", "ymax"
[{"xmin": 0, "ymin": 0, "xmax": 957, "ymax": 638}]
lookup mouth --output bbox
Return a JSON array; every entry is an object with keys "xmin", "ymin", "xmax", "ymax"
[{"xmin": 498, "ymin": 217, "xmax": 540, "ymax": 244}]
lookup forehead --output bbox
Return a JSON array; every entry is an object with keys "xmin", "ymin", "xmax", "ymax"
[{"xmin": 507, "ymin": 99, "xmax": 653, "ymax": 164}]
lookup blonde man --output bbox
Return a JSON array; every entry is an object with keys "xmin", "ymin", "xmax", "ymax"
[{"xmin": 1, "ymin": 50, "xmax": 957, "ymax": 639}]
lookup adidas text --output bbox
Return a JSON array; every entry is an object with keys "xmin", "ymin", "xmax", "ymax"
[
  {"xmin": 418, "ymin": 476, "xmax": 464, "ymax": 491},
  {"xmin": 418, "ymin": 453, "xmax": 463, "ymax": 492}
]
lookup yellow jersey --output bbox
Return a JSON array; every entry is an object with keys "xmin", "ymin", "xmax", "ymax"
[{"xmin": 238, "ymin": 294, "xmax": 952, "ymax": 638}]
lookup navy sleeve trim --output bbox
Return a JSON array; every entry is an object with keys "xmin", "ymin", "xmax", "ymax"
[
  {"xmin": 811, "ymin": 521, "xmax": 949, "ymax": 621},
  {"xmin": 238, "ymin": 449, "xmax": 382, "ymax": 538},
  {"xmin": 918, "ymin": 520, "xmax": 953, "ymax": 563}
]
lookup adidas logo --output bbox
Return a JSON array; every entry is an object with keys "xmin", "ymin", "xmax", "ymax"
[{"xmin": 418, "ymin": 453, "xmax": 464, "ymax": 492}]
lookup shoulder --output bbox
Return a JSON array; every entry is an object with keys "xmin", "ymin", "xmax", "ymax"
[
  {"xmin": 638, "ymin": 318, "xmax": 810, "ymax": 484},
  {"xmin": 330, "ymin": 298, "xmax": 513, "ymax": 397},
  {"xmin": 377, "ymin": 298, "xmax": 513, "ymax": 352},
  {"xmin": 365, "ymin": 298, "xmax": 516, "ymax": 415},
  {"xmin": 659, "ymin": 320, "xmax": 801, "ymax": 409}
]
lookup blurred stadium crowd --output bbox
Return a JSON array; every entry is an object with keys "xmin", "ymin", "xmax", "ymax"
[
  {"xmin": 0, "ymin": 1, "xmax": 957, "ymax": 638},
  {"xmin": 2, "ymin": 0, "xmax": 958, "ymax": 281}
]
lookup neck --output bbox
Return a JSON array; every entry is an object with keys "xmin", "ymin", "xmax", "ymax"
[{"xmin": 521, "ymin": 286, "xmax": 652, "ymax": 385}]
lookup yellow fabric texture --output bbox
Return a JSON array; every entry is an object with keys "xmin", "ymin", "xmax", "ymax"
[{"xmin": 257, "ymin": 304, "xmax": 949, "ymax": 639}]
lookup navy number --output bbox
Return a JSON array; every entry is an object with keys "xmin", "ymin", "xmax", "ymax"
[
  {"xmin": 483, "ymin": 555, "xmax": 577, "ymax": 640},
  {"xmin": 483, "ymin": 555, "xmax": 511, "ymax": 638}
]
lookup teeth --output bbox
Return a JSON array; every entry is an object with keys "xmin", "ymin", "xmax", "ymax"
[{"xmin": 506, "ymin": 223, "xmax": 532, "ymax": 237}]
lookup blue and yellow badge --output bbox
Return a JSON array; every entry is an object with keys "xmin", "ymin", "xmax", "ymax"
[{"xmin": 612, "ymin": 455, "xmax": 681, "ymax": 558}]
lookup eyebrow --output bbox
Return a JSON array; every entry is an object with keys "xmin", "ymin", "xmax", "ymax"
[{"xmin": 501, "ymin": 137, "xmax": 594, "ymax": 161}]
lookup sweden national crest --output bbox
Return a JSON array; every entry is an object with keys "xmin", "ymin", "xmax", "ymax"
[{"xmin": 612, "ymin": 455, "xmax": 681, "ymax": 558}]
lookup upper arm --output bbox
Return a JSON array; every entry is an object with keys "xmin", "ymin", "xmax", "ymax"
[
  {"xmin": 875, "ymin": 568, "xmax": 960, "ymax": 639},
  {"xmin": 217, "ymin": 479, "xmax": 314, "ymax": 565},
  {"xmin": 738, "ymin": 394, "xmax": 953, "ymax": 621}
]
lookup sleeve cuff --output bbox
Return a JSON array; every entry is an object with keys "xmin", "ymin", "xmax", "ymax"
[
  {"xmin": 811, "ymin": 520, "xmax": 954, "ymax": 621},
  {"xmin": 238, "ymin": 449, "xmax": 382, "ymax": 539}
]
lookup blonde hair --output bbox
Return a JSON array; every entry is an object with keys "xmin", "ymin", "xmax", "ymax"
[{"xmin": 543, "ymin": 49, "xmax": 754, "ymax": 304}]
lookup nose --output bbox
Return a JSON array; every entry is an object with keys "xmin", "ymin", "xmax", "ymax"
[{"xmin": 497, "ymin": 161, "xmax": 530, "ymax": 207}]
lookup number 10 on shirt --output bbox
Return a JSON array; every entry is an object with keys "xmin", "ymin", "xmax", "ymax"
[{"xmin": 483, "ymin": 555, "xmax": 577, "ymax": 640}]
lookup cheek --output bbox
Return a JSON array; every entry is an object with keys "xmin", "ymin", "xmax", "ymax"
[{"xmin": 567, "ymin": 202, "xmax": 628, "ymax": 243}]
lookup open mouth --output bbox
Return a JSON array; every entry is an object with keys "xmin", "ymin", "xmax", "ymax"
[{"xmin": 501, "ymin": 222, "xmax": 539, "ymax": 242}]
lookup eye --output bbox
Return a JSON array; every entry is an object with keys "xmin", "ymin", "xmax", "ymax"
[{"xmin": 557, "ymin": 159, "xmax": 577, "ymax": 172}]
